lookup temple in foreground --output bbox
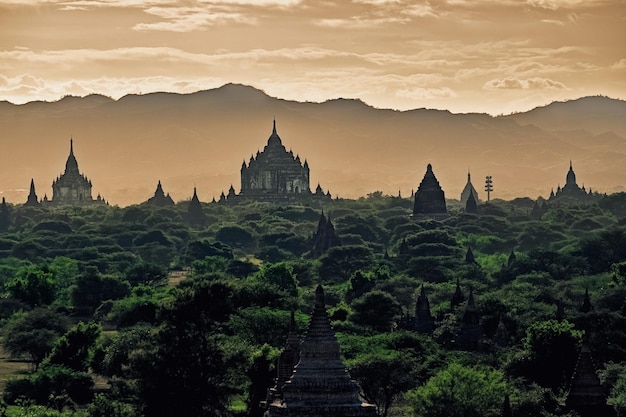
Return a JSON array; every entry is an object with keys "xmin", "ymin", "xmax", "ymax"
[{"xmin": 264, "ymin": 286, "xmax": 377, "ymax": 417}]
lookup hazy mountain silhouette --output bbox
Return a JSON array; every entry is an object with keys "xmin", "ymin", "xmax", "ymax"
[{"xmin": 1, "ymin": 84, "xmax": 624, "ymax": 206}]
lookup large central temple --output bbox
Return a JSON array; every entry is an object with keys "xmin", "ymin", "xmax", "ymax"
[{"xmin": 222, "ymin": 121, "xmax": 331, "ymax": 203}]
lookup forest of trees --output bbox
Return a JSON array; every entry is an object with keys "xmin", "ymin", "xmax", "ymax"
[{"xmin": 0, "ymin": 192, "xmax": 625, "ymax": 417}]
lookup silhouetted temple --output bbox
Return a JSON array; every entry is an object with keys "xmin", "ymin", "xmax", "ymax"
[
  {"xmin": 549, "ymin": 161, "xmax": 598, "ymax": 203},
  {"xmin": 465, "ymin": 191, "xmax": 478, "ymax": 214},
  {"xmin": 414, "ymin": 284, "xmax": 435, "ymax": 334},
  {"xmin": 455, "ymin": 287, "xmax": 482, "ymax": 350},
  {"xmin": 185, "ymin": 187, "xmax": 206, "ymax": 227},
  {"xmin": 0, "ymin": 198, "xmax": 9, "ymax": 232},
  {"xmin": 228, "ymin": 121, "xmax": 331, "ymax": 203},
  {"xmin": 145, "ymin": 181, "xmax": 175, "ymax": 207},
  {"xmin": 565, "ymin": 343, "xmax": 615, "ymax": 417},
  {"xmin": 460, "ymin": 170, "xmax": 479, "ymax": 205},
  {"xmin": 264, "ymin": 286, "xmax": 377, "ymax": 417},
  {"xmin": 412, "ymin": 164, "xmax": 447, "ymax": 218},
  {"xmin": 25, "ymin": 179, "xmax": 39, "ymax": 206},
  {"xmin": 50, "ymin": 140, "xmax": 104, "ymax": 205},
  {"xmin": 310, "ymin": 211, "xmax": 340, "ymax": 257}
]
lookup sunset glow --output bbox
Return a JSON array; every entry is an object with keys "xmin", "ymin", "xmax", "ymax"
[{"xmin": 1, "ymin": 0, "xmax": 624, "ymax": 114}]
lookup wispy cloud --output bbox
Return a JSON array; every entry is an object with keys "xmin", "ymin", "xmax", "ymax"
[{"xmin": 483, "ymin": 77, "xmax": 568, "ymax": 90}]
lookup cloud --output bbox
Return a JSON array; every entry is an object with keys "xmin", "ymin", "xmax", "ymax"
[
  {"xmin": 483, "ymin": 77, "xmax": 568, "ymax": 90},
  {"xmin": 396, "ymin": 87, "xmax": 456, "ymax": 99},
  {"xmin": 134, "ymin": 6, "xmax": 255, "ymax": 31},
  {"xmin": 612, "ymin": 59, "xmax": 626, "ymax": 69}
]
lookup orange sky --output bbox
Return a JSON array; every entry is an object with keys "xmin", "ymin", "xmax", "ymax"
[{"xmin": 1, "ymin": 0, "xmax": 625, "ymax": 115}]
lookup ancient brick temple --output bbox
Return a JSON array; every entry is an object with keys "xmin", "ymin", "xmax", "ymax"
[
  {"xmin": 144, "ymin": 180, "xmax": 175, "ymax": 207},
  {"xmin": 50, "ymin": 140, "xmax": 105, "ymax": 205},
  {"xmin": 412, "ymin": 163, "xmax": 447, "ymax": 218},
  {"xmin": 264, "ymin": 286, "xmax": 377, "ymax": 417},
  {"xmin": 231, "ymin": 121, "xmax": 331, "ymax": 203}
]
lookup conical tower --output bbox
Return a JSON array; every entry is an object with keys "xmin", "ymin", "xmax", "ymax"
[
  {"xmin": 412, "ymin": 164, "xmax": 447, "ymax": 218},
  {"xmin": 451, "ymin": 278, "xmax": 465, "ymax": 309},
  {"xmin": 455, "ymin": 287, "xmax": 482, "ymax": 350},
  {"xmin": 465, "ymin": 191, "xmax": 478, "ymax": 214},
  {"xmin": 465, "ymin": 246, "xmax": 477, "ymax": 265},
  {"xmin": 266, "ymin": 286, "xmax": 377, "ymax": 417},
  {"xmin": 25, "ymin": 179, "xmax": 39, "ymax": 206},
  {"xmin": 0, "ymin": 197, "xmax": 10, "ymax": 232},
  {"xmin": 186, "ymin": 186, "xmax": 206, "ymax": 227},
  {"xmin": 565, "ymin": 343, "xmax": 615, "ymax": 417},
  {"xmin": 310, "ymin": 211, "xmax": 340, "ymax": 257},
  {"xmin": 460, "ymin": 170, "xmax": 479, "ymax": 205},
  {"xmin": 415, "ymin": 284, "xmax": 435, "ymax": 334},
  {"xmin": 579, "ymin": 288, "xmax": 594, "ymax": 313}
]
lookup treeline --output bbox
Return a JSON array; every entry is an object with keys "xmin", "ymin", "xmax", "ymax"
[{"xmin": 0, "ymin": 192, "xmax": 625, "ymax": 417}]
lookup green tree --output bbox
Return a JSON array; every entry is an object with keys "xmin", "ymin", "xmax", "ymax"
[
  {"xmin": 608, "ymin": 372, "xmax": 626, "ymax": 417},
  {"xmin": 350, "ymin": 291, "xmax": 401, "ymax": 332},
  {"xmin": 521, "ymin": 319, "xmax": 582, "ymax": 390},
  {"xmin": 6, "ymin": 264, "xmax": 55, "ymax": 306},
  {"xmin": 253, "ymin": 262, "xmax": 298, "ymax": 297},
  {"xmin": 2, "ymin": 308, "xmax": 68, "ymax": 369},
  {"xmin": 347, "ymin": 351, "xmax": 419, "ymax": 417},
  {"xmin": 319, "ymin": 245, "xmax": 374, "ymax": 283},
  {"xmin": 45, "ymin": 322, "xmax": 102, "ymax": 372},
  {"xmin": 409, "ymin": 362, "xmax": 507, "ymax": 417}
]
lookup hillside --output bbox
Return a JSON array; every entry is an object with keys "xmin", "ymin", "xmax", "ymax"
[{"xmin": 1, "ymin": 85, "xmax": 625, "ymax": 206}]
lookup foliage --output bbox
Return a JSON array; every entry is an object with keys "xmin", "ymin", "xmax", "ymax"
[
  {"xmin": 408, "ymin": 362, "xmax": 507, "ymax": 417},
  {"xmin": 2, "ymin": 309, "xmax": 68, "ymax": 369},
  {"xmin": 44, "ymin": 322, "xmax": 102, "ymax": 372}
]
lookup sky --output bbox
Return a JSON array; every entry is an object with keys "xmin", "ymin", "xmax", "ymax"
[{"xmin": 0, "ymin": 0, "xmax": 625, "ymax": 115}]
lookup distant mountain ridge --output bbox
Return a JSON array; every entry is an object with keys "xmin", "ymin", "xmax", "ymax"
[{"xmin": 1, "ymin": 84, "xmax": 625, "ymax": 206}]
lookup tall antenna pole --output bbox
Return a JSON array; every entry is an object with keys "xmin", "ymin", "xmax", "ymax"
[{"xmin": 485, "ymin": 175, "xmax": 493, "ymax": 202}]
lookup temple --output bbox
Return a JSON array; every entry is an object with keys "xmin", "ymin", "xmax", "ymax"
[
  {"xmin": 549, "ymin": 161, "xmax": 598, "ymax": 203},
  {"xmin": 460, "ymin": 170, "xmax": 479, "ymax": 205},
  {"xmin": 144, "ymin": 181, "xmax": 175, "ymax": 207},
  {"xmin": 185, "ymin": 187, "xmax": 206, "ymax": 227},
  {"xmin": 310, "ymin": 211, "xmax": 340, "ymax": 257},
  {"xmin": 264, "ymin": 286, "xmax": 377, "ymax": 417},
  {"xmin": 50, "ymin": 140, "xmax": 105, "ymax": 205},
  {"xmin": 412, "ymin": 164, "xmax": 447, "ymax": 218},
  {"xmin": 414, "ymin": 284, "xmax": 435, "ymax": 334},
  {"xmin": 564, "ymin": 343, "xmax": 615, "ymax": 417},
  {"xmin": 227, "ymin": 121, "xmax": 331, "ymax": 203}
]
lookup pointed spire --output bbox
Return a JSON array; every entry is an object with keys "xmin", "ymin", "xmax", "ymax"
[
  {"xmin": 25, "ymin": 178, "xmax": 39, "ymax": 206},
  {"xmin": 580, "ymin": 288, "xmax": 594, "ymax": 313},
  {"xmin": 272, "ymin": 118, "xmax": 277, "ymax": 135}
]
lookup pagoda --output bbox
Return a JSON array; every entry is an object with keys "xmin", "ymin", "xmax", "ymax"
[
  {"xmin": 565, "ymin": 343, "xmax": 615, "ymax": 417},
  {"xmin": 25, "ymin": 179, "xmax": 39, "ymax": 206},
  {"xmin": 455, "ymin": 287, "xmax": 482, "ymax": 350},
  {"xmin": 185, "ymin": 187, "xmax": 206, "ymax": 227},
  {"xmin": 51, "ymin": 140, "xmax": 103, "ymax": 205},
  {"xmin": 145, "ymin": 181, "xmax": 175, "ymax": 207},
  {"xmin": 414, "ymin": 284, "xmax": 435, "ymax": 334},
  {"xmin": 460, "ymin": 170, "xmax": 479, "ymax": 206},
  {"xmin": 265, "ymin": 286, "xmax": 377, "ymax": 417},
  {"xmin": 412, "ymin": 164, "xmax": 447, "ymax": 218},
  {"xmin": 310, "ymin": 211, "xmax": 340, "ymax": 257},
  {"xmin": 236, "ymin": 121, "xmax": 330, "ymax": 203}
]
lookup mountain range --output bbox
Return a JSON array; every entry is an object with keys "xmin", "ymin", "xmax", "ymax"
[{"xmin": 1, "ymin": 84, "xmax": 625, "ymax": 207}]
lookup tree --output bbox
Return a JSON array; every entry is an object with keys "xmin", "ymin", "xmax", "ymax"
[
  {"xmin": 409, "ymin": 362, "xmax": 507, "ymax": 417},
  {"xmin": 2, "ymin": 308, "xmax": 68, "ymax": 369},
  {"xmin": 71, "ymin": 267, "xmax": 130, "ymax": 313},
  {"xmin": 350, "ymin": 291, "xmax": 401, "ymax": 332},
  {"xmin": 518, "ymin": 319, "xmax": 582, "ymax": 391},
  {"xmin": 347, "ymin": 351, "xmax": 419, "ymax": 417},
  {"xmin": 319, "ymin": 245, "xmax": 374, "ymax": 283},
  {"xmin": 253, "ymin": 262, "xmax": 299, "ymax": 297},
  {"xmin": 45, "ymin": 321, "xmax": 102, "ymax": 372},
  {"xmin": 608, "ymin": 373, "xmax": 626, "ymax": 417},
  {"xmin": 130, "ymin": 290, "xmax": 246, "ymax": 417},
  {"xmin": 125, "ymin": 262, "xmax": 167, "ymax": 287},
  {"xmin": 6, "ymin": 264, "xmax": 55, "ymax": 306}
]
